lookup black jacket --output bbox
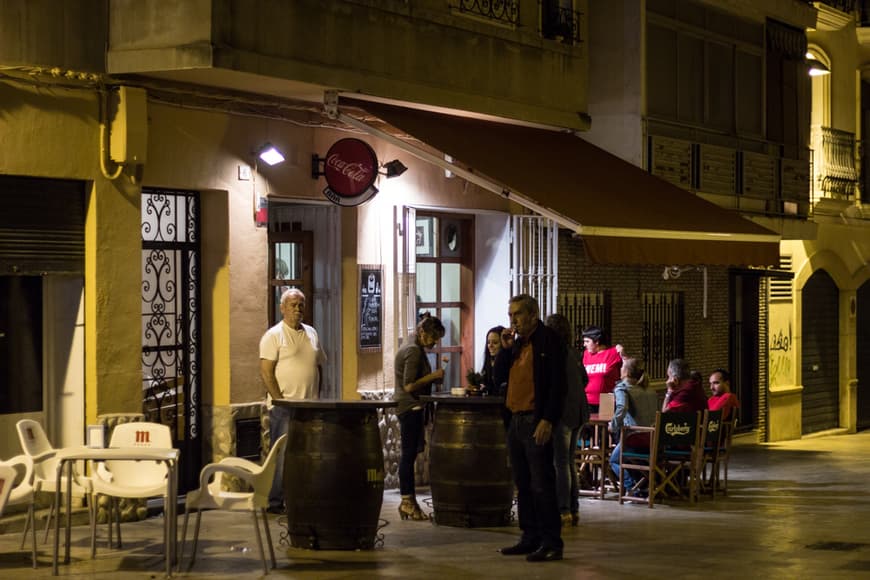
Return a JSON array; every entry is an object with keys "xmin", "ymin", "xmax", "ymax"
[{"xmin": 493, "ymin": 321, "xmax": 566, "ymax": 426}]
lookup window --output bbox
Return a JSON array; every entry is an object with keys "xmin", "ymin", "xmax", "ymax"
[
  {"xmin": 641, "ymin": 292, "xmax": 684, "ymax": 379},
  {"xmin": 267, "ymin": 228, "xmax": 313, "ymax": 326},
  {"xmin": 415, "ymin": 213, "xmax": 474, "ymax": 391}
]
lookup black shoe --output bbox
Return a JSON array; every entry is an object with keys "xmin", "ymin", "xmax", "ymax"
[
  {"xmin": 500, "ymin": 542, "xmax": 539, "ymax": 556},
  {"xmin": 526, "ymin": 547, "xmax": 563, "ymax": 562},
  {"xmin": 266, "ymin": 505, "xmax": 284, "ymax": 515}
]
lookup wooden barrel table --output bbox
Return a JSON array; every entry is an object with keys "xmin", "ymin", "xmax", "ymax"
[
  {"xmin": 422, "ymin": 395, "xmax": 513, "ymax": 527},
  {"xmin": 274, "ymin": 399, "xmax": 394, "ymax": 550}
]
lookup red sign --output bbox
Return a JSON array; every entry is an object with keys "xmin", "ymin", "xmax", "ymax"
[{"xmin": 322, "ymin": 138, "xmax": 379, "ymax": 206}]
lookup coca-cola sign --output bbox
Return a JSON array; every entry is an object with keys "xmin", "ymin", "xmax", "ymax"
[{"xmin": 321, "ymin": 138, "xmax": 379, "ymax": 206}]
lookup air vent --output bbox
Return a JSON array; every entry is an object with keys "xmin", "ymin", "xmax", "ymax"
[{"xmin": 770, "ymin": 255, "xmax": 793, "ymax": 302}]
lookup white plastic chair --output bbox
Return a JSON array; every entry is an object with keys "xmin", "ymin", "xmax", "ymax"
[
  {"xmin": 0, "ymin": 455, "xmax": 38, "ymax": 567},
  {"xmin": 89, "ymin": 422, "xmax": 173, "ymax": 555},
  {"xmin": 16, "ymin": 419, "xmax": 93, "ymax": 544},
  {"xmin": 181, "ymin": 434, "xmax": 287, "ymax": 574}
]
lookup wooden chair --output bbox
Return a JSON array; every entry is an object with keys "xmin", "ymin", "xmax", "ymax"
[
  {"xmin": 619, "ymin": 411, "xmax": 702, "ymax": 507},
  {"xmin": 616, "ymin": 421, "xmax": 657, "ymax": 508},
  {"xmin": 704, "ymin": 410, "xmax": 738, "ymax": 496},
  {"xmin": 698, "ymin": 409, "xmax": 724, "ymax": 498},
  {"xmin": 653, "ymin": 411, "xmax": 703, "ymax": 504}
]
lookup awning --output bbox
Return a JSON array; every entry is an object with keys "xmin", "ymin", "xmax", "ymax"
[{"xmin": 337, "ymin": 97, "xmax": 780, "ymax": 267}]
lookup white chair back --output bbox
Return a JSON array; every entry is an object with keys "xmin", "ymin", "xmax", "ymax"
[
  {"xmin": 17, "ymin": 419, "xmax": 53, "ymax": 457},
  {"xmin": 106, "ymin": 422, "xmax": 173, "ymax": 483},
  {"xmin": 0, "ymin": 464, "xmax": 16, "ymax": 517},
  {"xmin": 256, "ymin": 434, "xmax": 287, "ymax": 497}
]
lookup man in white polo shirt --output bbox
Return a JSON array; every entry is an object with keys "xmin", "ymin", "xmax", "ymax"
[{"xmin": 259, "ymin": 288, "xmax": 326, "ymax": 513}]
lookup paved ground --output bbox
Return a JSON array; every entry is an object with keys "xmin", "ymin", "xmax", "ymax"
[{"xmin": 1, "ymin": 430, "xmax": 869, "ymax": 579}]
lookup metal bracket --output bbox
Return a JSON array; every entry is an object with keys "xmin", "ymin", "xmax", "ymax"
[{"xmin": 324, "ymin": 90, "xmax": 339, "ymax": 119}]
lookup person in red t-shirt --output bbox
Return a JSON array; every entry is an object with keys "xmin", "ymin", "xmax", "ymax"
[
  {"xmin": 707, "ymin": 368, "xmax": 740, "ymax": 421},
  {"xmin": 581, "ymin": 326, "xmax": 623, "ymax": 413},
  {"xmin": 662, "ymin": 359, "xmax": 707, "ymax": 414}
]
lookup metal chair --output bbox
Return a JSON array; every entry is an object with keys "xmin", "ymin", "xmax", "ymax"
[
  {"xmin": 0, "ymin": 455, "xmax": 38, "ymax": 567},
  {"xmin": 181, "ymin": 434, "xmax": 287, "ymax": 574},
  {"xmin": 16, "ymin": 419, "xmax": 93, "ymax": 544}
]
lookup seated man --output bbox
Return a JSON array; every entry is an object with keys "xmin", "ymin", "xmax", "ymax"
[
  {"xmin": 707, "ymin": 368, "xmax": 740, "ymax": 421},
  {"xmin": 662, "ymin": 358, "xmax": 707, "ymax": 414}
]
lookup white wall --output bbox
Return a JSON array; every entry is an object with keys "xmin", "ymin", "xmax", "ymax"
[{"xmin": 473, "ymin": 213, "xmax": 511, "ymax": 371}]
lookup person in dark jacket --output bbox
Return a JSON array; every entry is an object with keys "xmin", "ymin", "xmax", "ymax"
[
  {"xmin": 545, "ymin": 313, "xmax": 588, "ymax": 527},
  {"xmin": 494, "ymin": 294, "xmax": 566, "ymax": 562}
]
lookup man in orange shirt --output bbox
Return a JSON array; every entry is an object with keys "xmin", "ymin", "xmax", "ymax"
[
  {"xmin": 707, "ymin": 369, "xmax": 740, "ymax": 420},
  {"xmin": 494, "ymin": 294, "xmax": 566, "ymax": 562}
]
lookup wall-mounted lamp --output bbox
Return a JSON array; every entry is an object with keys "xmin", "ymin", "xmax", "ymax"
[
  {"xmin": 381, "ymin": 159, "xmax": 408, "ymax": 178},
  {"xmin": 806, "ymin": 53, "xmax": 830, "ymax": 77},
  {"xmin": 257, "ymin": 143, "xmax": 285, "ymax": 166}
]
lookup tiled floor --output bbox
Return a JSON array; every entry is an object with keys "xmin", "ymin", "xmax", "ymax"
[{"xmin": 1, "ymin": 430, "xmax": 869, "ymax": 578}]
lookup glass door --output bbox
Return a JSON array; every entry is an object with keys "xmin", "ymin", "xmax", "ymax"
[{"xmin": 414, "ymin": 213, "xmax": 474, "ymax": 391}]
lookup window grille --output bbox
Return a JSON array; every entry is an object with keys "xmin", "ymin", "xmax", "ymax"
[
  {"xmin": 558, "ymin": 292, "xmax": 610, "ymax": 348},
  {"xmin": 641, "ymin": 292, "xmax": 684, "ymax": 379},
  {"xmin": 769, "ymin": 255, "xmax": 793, "ymax": 302},
  {"xmin": 511, "ymin": 215, "xmax": 558, "ymax": 318}
]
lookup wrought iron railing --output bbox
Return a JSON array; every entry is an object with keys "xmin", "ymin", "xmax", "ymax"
[
  {"xmin": 641, "ymin": 292, "xmax": 684, "ymax": 380},
  {"xmin": 818, "ymin": 126, "xmax": 858, "ymax": 199},
  {"xmin": 558, "ymin": 292, "xmax": 611, "ymax": 349},
  {"xmin": 458, "ymin": 0, "xmax": 520, "ymax": 25},
  {"xmin": 540, "ymin": 0, "xmax": 583, "ymax": 44},
  {"xmin": 817, "ymin": 0, "xmax": 856, "ymax": 14}
]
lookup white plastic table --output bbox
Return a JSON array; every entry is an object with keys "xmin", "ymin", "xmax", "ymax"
[{"xmin": 51, "ymin": 446, "xmax": 180, "ymax": 577}]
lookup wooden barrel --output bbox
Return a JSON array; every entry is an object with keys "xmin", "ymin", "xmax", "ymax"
[
  {"xmin": 282, "ymin": 402, "xmax": 385, "ymax": 550},
  {"xmin": 428, "ymin": 400, "xmax": 513, "ymax": 527}
]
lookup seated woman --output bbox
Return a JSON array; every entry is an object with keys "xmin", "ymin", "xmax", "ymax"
[
  {"xmin": 480, "ymin": 325, "xmax": 506, "ymax": 395},
  {"xmin": 609, "ymin": 358, "xmax": 658, "ymax": 496}
]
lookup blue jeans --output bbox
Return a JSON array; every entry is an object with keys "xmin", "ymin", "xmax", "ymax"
[
  {"xmin": 610, "ymin": 442, "xmax": 644, "ymax": 492},
  {"xmin": 553, "ymin": 422, "xmax": 580, "ymax": 516},
  {"xmin": 398, "ymin": 409, "xmax": 425, "ymax": 496},
  {"xmin": 507, "ymin": 413, "xmax": 562, "ymax": 551},
  {"xmin": 268, "ymin": 404, "xmax": 291, "ymax": 509}
]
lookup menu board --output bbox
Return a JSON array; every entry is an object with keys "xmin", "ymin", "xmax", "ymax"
[{"xmin": 359, "ymin": 265, "xmax": 382, "ymax": 352}]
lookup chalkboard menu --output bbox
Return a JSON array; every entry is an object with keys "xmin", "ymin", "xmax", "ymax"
[{"xmin": 359, "ymin": 265, "xmax": 382, "ymax": 352}]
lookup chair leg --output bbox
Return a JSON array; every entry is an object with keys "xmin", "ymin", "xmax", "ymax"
[
  {"xmin": 114, "ymin": 498, "xmax": 123, "ymax": 549},
  {"xmin": 90, "ymin": 494, "xmax": 98, "ymax": 559},
  {"xmin": 27, "ymin": 504, "xmax": 37, "ymax": 568},
  {"xmin": 261, "ymin": 508, "xmax": 276, "ymax": 569},
  {"xmin": 180, "ymin": 508, "xmax": 190, "ymax": 569},
  {"xmin": 190, "ymin": 510, "xmax": 203, "ymax": 566},
  {"xmin": 41, "ymin": 499, "xmax": 56, "ymax": 545},
  {"xmin": 252, "ymin": 509, "xmax": 268, "ymax": 575},
  {"xmin": 20, "ymin": 501, "xmax": 33, "ymax": 550}
]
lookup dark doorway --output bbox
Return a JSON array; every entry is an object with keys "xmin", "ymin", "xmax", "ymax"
[
  {"xmin": 730, "ymin": 273, "xmax": 759, "ymax": 431},
  {"xmin": 857, "ymin": 280, "xmax": 870, "ymax": 431},
  {"xmin": 0, "ymin": 276, "xmax": 43, "ymax": 415},
  {"xmin": 801, "ymin": 269, "xmax": 839, "ymax": 434}
]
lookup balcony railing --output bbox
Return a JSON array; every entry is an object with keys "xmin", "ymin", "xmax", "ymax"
[
  {"xmin": 458, "ymin": 0, "xmax": 520, "ymax": 25},
  {"xmin": 540, "ymin": 1, "xmax": 583, "ymax": 45},
  {"xmin": 814, "ymin": 126, "xmax": 858, "ymax": 200},
  {"xmin": 817, "ymin": 0, "xmax": 856, "ymax": 14}
]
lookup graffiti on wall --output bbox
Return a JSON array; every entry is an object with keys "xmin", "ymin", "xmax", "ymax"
[{"xmin": 769, "ymin": 323, "xmax": 792, "ymax": 387}]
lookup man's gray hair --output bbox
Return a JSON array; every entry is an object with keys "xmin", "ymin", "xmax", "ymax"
[
  {"xmin": 280, "ymin": 287, "xmax": 305, "ymax": 304},
  {"xmin": 667, "ymin": 358, "xmax": 691, "ymax": 381},
  {"xmin": 509, "ymin": 294, "xmax": 539, "ymax": 318}
]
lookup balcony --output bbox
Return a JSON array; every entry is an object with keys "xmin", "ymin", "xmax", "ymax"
[
  {"xmin": 647, "ymin": 132, "xmax": 811, "ymax": 219},
  {"xmin": 811, "ymin": 126, "xmax": 859, "ymax": 212}
]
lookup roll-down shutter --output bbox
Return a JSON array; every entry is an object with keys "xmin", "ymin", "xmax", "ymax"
[{"xmin": 0, "ymin": 176, "xmax": 86, "ymax": 275}]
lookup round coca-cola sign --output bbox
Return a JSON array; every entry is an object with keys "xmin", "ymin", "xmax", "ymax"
[{"xmin": 322, "ymin": 138, "xmax": 379, "ymax": 206}]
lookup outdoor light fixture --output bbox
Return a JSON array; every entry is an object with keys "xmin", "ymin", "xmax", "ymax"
[
  {"xmin": 806, "ymin": 53, "xmax": 830, "ymax": 77},
  {"xmin": 257, "ymin": 143, "xmax": 285, "ymax": 166},
  {"xmin": 382, "ymin": 159, "xmax": 408, "ymax": 178}
]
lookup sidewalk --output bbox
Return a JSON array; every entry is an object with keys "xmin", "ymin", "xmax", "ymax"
[{"xmin": 1, "ymin": 430, "xmax": 869, "ymax": 578}]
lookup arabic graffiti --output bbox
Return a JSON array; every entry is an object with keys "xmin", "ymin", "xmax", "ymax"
[{"xmin": 769, "ymin": 323, "xmax": 792, "ymax": 387}]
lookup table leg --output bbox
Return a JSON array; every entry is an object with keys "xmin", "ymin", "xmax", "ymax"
[{"xmin": 52, "ymin": 460, "xmax": 63, "ymax": 575}]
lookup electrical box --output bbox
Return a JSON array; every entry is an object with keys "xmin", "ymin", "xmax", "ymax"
[{"xmin": 110, "ymin": 86, "xmax": 148, "ymax": 164}]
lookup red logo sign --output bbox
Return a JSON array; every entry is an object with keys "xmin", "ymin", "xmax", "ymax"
[
  {"xmin": 135, "ymin": 430, "xmax": 151, "ymax": 444},
  {"xmin": 322, "ymin": 138, "xmax": 379, "ymax": 206}
]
